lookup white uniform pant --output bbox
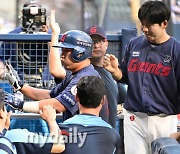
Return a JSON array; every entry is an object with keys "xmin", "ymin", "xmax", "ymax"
[{"xmin": 123, "ymin": 109, "xmax": 177, "ymax": 154}]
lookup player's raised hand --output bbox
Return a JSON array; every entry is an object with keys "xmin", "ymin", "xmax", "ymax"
[
  {"xmin": 5, "ymin": 60, "xmax": 23, "ymax": 92},
  {"xmin": 49, "ymin": 10, "xmax": 60, "ymax": 34},
  {"xmin": 103, "ymin": 54, "xmax": 119, "ymax": 73}
]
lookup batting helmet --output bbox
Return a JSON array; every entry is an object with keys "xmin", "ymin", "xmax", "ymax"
[{"xmin": 53, "ymin": 30, "xmax": 93, "ymax": 62}]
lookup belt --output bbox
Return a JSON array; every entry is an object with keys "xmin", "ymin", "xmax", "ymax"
[{"xmin": 146, "ymin": 112, "xmax": 168, "ymax": 117}]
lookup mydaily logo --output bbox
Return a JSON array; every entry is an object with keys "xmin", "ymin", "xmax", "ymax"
[{"xmin": 27, "ymin": 127, "xmax": 87, "ymax": 148}]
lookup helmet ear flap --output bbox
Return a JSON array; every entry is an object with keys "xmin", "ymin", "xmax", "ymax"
[
  {"xmin": 77, "ymin": 52, "xmax": 85, "ymax": 59},
  {"xmin": 71, "ymin": 49, "xmax": 86, "ymax": 62}
]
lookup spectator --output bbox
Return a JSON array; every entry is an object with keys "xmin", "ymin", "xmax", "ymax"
[
  {"xmin": 60, "ymin": 76, "xmax": 121, "ymax": 154},
  {"xmin": 0, "ymin": 89, "xmax": 65, "ymax": 154},
  {"xmin": 103, "ymin": 1, "xmax": 180, "ymax": 153}
]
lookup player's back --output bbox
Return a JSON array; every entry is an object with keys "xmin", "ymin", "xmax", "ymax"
[{"xmin": 60, "ymin": 124, "xmax": 121, "ymax": 154}]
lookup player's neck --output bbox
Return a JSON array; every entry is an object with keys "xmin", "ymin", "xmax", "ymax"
[
  {"xmin": 79, "ymin": 106, "xmax": 101, "ymax": 117},
  {"xmin": 149, "ymin": 33, "xmax": 170, "ymax": 45},
  {"xmin": 72, "ymin": 60, "xmax": 91, "ymax": 73},
  {"xmin": 158, "ymin": 33, "xmax": 170, "ymax": 44}
]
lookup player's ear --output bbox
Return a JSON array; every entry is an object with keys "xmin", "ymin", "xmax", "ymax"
[
  {"xmin": 162, "ymin": 20, "xmax": 168, "ymax": 29},
  {"xmin": 75, "ymin": 93, "xmax": 80, "ymax": 103},
  {"xmin": 104, "ymin": 39, "xmax": 108, "ymax": 49},
  {"xmin": 100, "ymin": 95, "xmax": 105, "ymax": 105}
]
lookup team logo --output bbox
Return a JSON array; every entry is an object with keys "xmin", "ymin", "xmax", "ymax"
[
  {"xmin": 71, "ymin": 85, "xmax": 77, "ymax": 96},
  {"xmin": 90, "ymin": 26, "xmax": 97, "ymax": 33},
  {"xmin": 132, "ymin": 51, "xmax": 140, "ymax": 57},
  {"xmin": 60, "ymin": 34, "xmax": 67, "ymax": 42},
  {"xmin": 164, "ymin": 55, "xmax": 171, "ymax": 63},
  {"xmin": 130, "ymin": 115, "xmax": 135, "ymax": 121}
]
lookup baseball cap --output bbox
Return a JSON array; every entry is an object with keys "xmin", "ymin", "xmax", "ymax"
[{"xmin": 85, "ymin": 26, "xmax": 107, "ymax": 39}]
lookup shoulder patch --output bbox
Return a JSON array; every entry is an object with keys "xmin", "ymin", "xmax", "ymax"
[{"xmin": 71, "ymin": 85, "xmax": 77, "ymax": 96}]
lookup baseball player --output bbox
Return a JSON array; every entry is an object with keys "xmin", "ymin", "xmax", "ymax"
[
  {"xmin": 4, "ymin": 28, "xmax": 107, "ymax": 121},
  {"xmin": 85, "ymin": 26, "xmax": 120, "ymax": 129},
  {"xmin": 103, "ymin": 1, "xmax": 180, "ymax": 154},
  {"xmin": 59, "ymin": 76, "xmax": 121, "ymax": 154},
  {"xmin": 48, "ymin": 10, "xmax": 119, "ymax": 128}
]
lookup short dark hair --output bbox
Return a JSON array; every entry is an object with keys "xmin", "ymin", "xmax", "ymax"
[
  {"xmin": 0, "ymin": 89, "xmax": 4, "ymax": 110},
  {"xmin": 77, "ymin": 76, "xmax": 105, "ymax": 108},
  {"xmin": 138, "ymin": 1, "xmax": 171, "ymax": 24}
]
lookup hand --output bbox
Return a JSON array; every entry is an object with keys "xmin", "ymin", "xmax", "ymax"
[
  {"xmin": 5, "ymin": 60, "xmax": 23, "ymax": 92},
  {"xmin": 40, "ymin": 105, "xmax": 60, "ymax": 139},
  {"xmin": 49, "ymin": 10, "xmax": 61, "ymax": 34},
  {"xmin": 103, "ymin": 54, "xmax": 119, "ymax": 73},
  {"xmin": 4, "ymin": 91, "xmax": 24, "ymax": 111},
  {"xmin": 39, "ymin": 105, "xmax": 56, "ymax": 123}
]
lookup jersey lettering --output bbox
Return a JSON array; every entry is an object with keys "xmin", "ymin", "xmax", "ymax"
[{"xmin": 128, "ymin": 58, "xmax": 171, "ymax": 76}]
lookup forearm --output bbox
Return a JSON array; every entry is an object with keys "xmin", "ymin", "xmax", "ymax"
[
  {"xmin": 49, "ymin": 32, "xmax": 66, "ymax": 79},
  {"xmin": 48, "ymin": 120, "xmax": 60, "ymax": 137},
  {"xmin": 49, "ymin": 121, "xmax": 65, "ymax": 153},
  {"xmin": 20, "ymin": 84, "xmax": 50, "ymax": 100},
  {"xmin": 23, "ymin": 98, "xmax": 66, "ymax": 113},
  {"xmin": 111, "ymin": 68, "xmax": 123, "ymax": 81}
]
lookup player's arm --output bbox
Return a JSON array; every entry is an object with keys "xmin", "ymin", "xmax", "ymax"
[
  {"xmin": 103, "ymin": 54, "xmax": 122, "ymax": 81},
  {"xmin": 38, "ymin": 98, "xmax": 66, "ymax": 113},
  {"xmin": 20, "ymin": 84, "xmax": 50, "ymax": 100},
  {"xmin": 5, "ymin": 60, "xmax": 51, "ymax": 100},
  {"xmin": 40, "ymin": 105, "xmax": 65, "ymax": 153},
  {"xmin": 49, "ymin": 10, "xmax": 66, "ymax": 79},
  {"xmin": 4, "ymin": 91, "xmax": 66, "ymax": 113}
]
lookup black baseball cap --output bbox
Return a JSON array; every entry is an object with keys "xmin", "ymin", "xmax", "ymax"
[{"xmin": 85, "ymin": 26, "xmax": 107, "ymax": 39}]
